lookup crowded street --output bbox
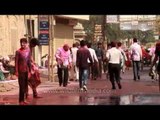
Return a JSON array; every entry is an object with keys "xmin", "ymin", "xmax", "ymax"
[{"xmin": 0, "ymin": 15, "xmax": 160, "ymax": 105}]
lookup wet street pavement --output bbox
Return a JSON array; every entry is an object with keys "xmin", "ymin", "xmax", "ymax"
[{"xmin": 1, "ymin": 67, "xmax": 160, "ymax": 105}]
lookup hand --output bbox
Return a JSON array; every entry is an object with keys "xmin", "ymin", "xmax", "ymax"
[
  {"xmin": 59, "ymin": 58, "xmax": 64, "ymax": 62},
  {"xmin": 68, "ymin": 63, "xmax": 72, "ymax": 69},
  {"xmin": 15, "ymin": 72, "xmax": 18, "ymax": 77},
  {"xmin": 28, "ymin": 72, "xmax": 31, "ymax": 79}
]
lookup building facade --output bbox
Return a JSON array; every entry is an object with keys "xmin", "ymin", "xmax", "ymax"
[
  {"xmin": 0, "ymin": 15, "xmax": 26, "ymax": 56},
  {"xmin": 0, "ymin": 15, "xmax": 89, "ymax": 66}
]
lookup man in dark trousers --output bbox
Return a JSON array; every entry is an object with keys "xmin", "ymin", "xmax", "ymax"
[
  {"xmin": 15, "ymin": 38, "xmax": 31, "ymax": 105},
  {"xmin": 55, "ymin": 44, "xmax": 72, "ymax": 87},
  {"xmin": 130, "ymin": 38, "xmax": 142, "ymax": 81},
  {"xmin": 76, "ymin": 40, "xmax": 93, "ymax": 91},
  {"xmin": 106, "ymin": 42, "xmax": 123, "ymax": 90},
  {"xmin": 95, "ymin": 42, "xmax": 104, "ymax": 78}
]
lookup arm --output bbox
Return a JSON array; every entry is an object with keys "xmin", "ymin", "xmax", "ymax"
[
  {"xmin": 68, "ymin": 50, "xmax": 72, "ymax": 64},
  {"xmin": 93, "ymin": 50, "xmax": 98, "ymax": 62},
  {"xmin": 55, "ymin": 48, "xmax": 61, "ymax": 60},
  {"xmin": 76, "ymin": 50, "xmax": 79, "ymax": 67},
  {"xmin": 150, "ymin": 54, "xmax": 158, "ymax": 71},
  {"xmin": 106, "ymin": 50, "xmax": 110, "ymax": 62},
  {"xmin": 15, "ymin": 51, "xmax": 19, "ymax": 76},
  {"xmin": 101, "ymin": 49, "xmax": 104, "ymax": 61},
  {"xmin": 68, "ymin": 50, "xmax": 72, "ymax": 68},
  {"xmin": 120, "ymin": 51, "xmax": 123, "ymax": 64},
  {"xmin": 139, "ymin": 47, "xmax": 143, "ymax": 61},
  {"xmin": 88, "ymin": 51, "xmax": 93, "ymax": 65},
  {"xmin": 28, "ymin": 51, "xmax": 32, "ymax": 73},
  {"xmin": 122, "ymin": 50, "xmax": 128, "ymax": 61}
]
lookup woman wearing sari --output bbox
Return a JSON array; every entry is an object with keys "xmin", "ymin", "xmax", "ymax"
[{"xmin": 26, "ymin": 38, "xmax": 41, "ymax": 98}]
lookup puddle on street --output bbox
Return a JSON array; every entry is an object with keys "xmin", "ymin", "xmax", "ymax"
[
  {"xmin": 79, "ymin": 94, "xmax": 160, "ymax": 105},
  {"xmin": 1, "ymin": 93, "xmax": 160, "ymax": 105}
]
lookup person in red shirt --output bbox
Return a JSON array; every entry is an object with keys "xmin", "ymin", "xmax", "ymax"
[
  {"xmin": 76, "ymin": 40, "xmax": 93, "ymax": 91},
  {"xmin": 15, "ymin": 38, "xmax": 31, "ymax": 105},
  {"xmin": 141, "ymin": 45, "xmax": 151, "ymax": 70},
  {"xmin": 125, "ymin": 49, "xmax": 131, "ymax": 70}
]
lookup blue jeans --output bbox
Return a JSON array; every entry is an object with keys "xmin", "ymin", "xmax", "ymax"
[{"xmin": 79, "ymin": 68, "xmax": 88, "ymax": 88}]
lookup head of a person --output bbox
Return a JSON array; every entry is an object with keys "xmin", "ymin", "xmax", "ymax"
[
  {"xmin": 74, "ymin": 42, "xmax": 79, "ymax": 48},
  {"xmin": 97, "ymin": 42, "xmax": 102, "ymax": 48},
  {"xmin": 156, "ymin": 41, "xmax": 160, "ymax": 49},
  {"xmin": 80, "ymin": 40, "xmax": 86, "ymax": 47},
  {"xmin": 30, "ymin": 38, "xmax": 39, "ymax": 48},
  {"xmin": 63, "ymin": 44, "xmax": 69, "ymax": 51},
  {"xmin": 87, "ymin": 42, "xmax": 92, "ymax": 48},
  {"xmin": 133, "ymin": 38, "xmax": 138, "ymax": 43},
  {"xmin": 72, "ymin": 43, "xmax": 77, "ymax": 48},
  {"xmin": 107, "ymin": 43, "xmax": 111, "ymax": 49},
  {"xmin": 20, "ymin": 38, "xmax": 28, "ymax": 49},
  {"xmin": 155, "ymin": 41, "xmax": 160, "ymax": 56},
  {"xmin": 111, "ymin": 41, "xmax": 116, "ymax": 48},
  {"xmin": 117, "ymin": 42, "xmax": 122, "ymax": 47}
]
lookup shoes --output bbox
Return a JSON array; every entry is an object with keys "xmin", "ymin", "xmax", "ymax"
[
  {"xmin": 83, "ymin": 85, "xmax": 87, "ymax": 91},
  {"xmin": 63, "ymin": 84, "xmax": 67, "ymax": 87},
  {"xmin": 133, "ymin": 78, "xmax": 137, "ymax": 81},
  {"xmin": 138, "ymin": 75, "xmax": 140, "ymax": 80},
  {"xmin": 69, "ymin": 79, "xmax": 74, "ymax": 81},
  {"xmin": 80, "ymin": 88, "xmax": 83, "ymax": 91},
  {"xmin": 118, "ymin": 83, "xmax": 122, "ymax": 89},
  {"xmin": 19, "ymin": 101, "xmax": 28, "ymax": 105},
  {"xmin": 112, "ymin": 87, "xmax": 116, "ymax": 90},
  {"xmin": 26, "ymin": 96, "xmax": 32, "ymax": 102},
  {"xmin": 33, "ymin": 95, "xmax": 42, "ymax": 99}
]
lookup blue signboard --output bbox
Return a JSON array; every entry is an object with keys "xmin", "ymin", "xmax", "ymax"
[
  {"xmin": 38, "ymin": 15, "xmax": 49, "ymax": 45},
  {"xmin": 39, "ymin": 21, "xmax": 49, "ymax": 30}
]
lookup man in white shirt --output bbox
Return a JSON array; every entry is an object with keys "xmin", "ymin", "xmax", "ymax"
[
  {"xmin": 130, "ymin": 38, "xmax": 142, "ymax": 81},
  {"xmin": 87, "ymin": 42, "xmax": 98, "ymax": 80},
  {"xmin": 106, "ymin": 42, "xmax": 123, "ymax": 90},
  {"xmin": 70, "ymin": 43, "xmax": 79, "ymax": 81},
  {"xmin": 117, "ymin": 42, "xmax": 128, "ymax": 77}
]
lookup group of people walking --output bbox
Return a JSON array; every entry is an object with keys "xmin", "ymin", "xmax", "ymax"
[{"xmin": 15, "ymin": 36, "xmax": 160, "ymax": 105}]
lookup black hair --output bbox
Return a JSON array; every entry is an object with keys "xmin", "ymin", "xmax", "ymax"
[
  {"xmin": 20, "ymin": 38, "xmax": 28, "ymax": 43},
  {"xmin": 133, "ymin": 38, "xmax": 137, "ymax": 42},
  {"xmin": 30, "ymin": 38, "xmax": 39, "ymax": 46},
  {"xmin": 87, "ymin": 42, "xmax": 92, "ymax": 48},
  {"xmin": 73, "ymin": 43, "xmax": 76, "ymax": 47},
  {"xmin": 98, "ymin": 42, "xmax": 102, "ymax": 45},
  {"xmin": 117, "ymin": 42, "xmax": 122, "ymax": 47},
  {"xmin": 111, "ymin": 41, "xmax": 116, "ymax": 47},
  {"xmin": 80, "ymin": 40, "xmax": 86, "ymax": 47}
]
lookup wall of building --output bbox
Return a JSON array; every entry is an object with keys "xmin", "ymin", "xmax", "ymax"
[
  {"xmin": 0, "ymin": 15, "xmax": 88, "ymax": 66},
  {"xmin": 41, "ymin": 23, "xmax": 74, "ymax": 63},
  {"xmin": 0, "ymin": 15, "xmax": 26, "ymax": 57}
]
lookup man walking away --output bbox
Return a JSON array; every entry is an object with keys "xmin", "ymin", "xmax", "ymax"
[
  {"xmin": 130, "ymin": 38, "xmax": 142, "ymax": 81},
  {"xmin": 106, "ymin": 42, "xmax": 123, "ymax": 90},
  {"xmin": 76, "ymin": 40, "xmax": 93, "ymax": 91}
]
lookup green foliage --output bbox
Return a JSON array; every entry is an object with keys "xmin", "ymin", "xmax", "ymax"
[{"xmin": 79, "ymin": 15, "xmax": 155, "ymax": 44}]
